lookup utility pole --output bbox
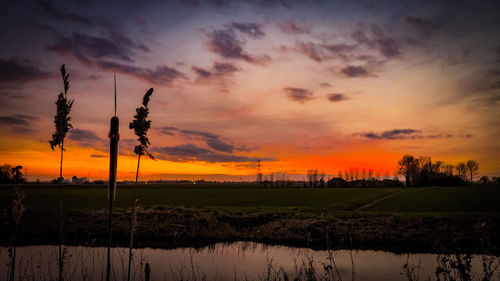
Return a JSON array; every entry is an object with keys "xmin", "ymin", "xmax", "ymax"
[{"xmin": 257, "ymin": 160, "xmax": 262, "ymax": 185}]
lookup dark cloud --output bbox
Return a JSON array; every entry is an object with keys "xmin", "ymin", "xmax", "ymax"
[
  {"xmin": 205, "ymin": 28, "xmax": 270, "ymax": 64},
  {"xmin": 95, "ymin": 60, "xmax": 185, "ymax": 85},
  {"xmin": 47, "ymin": 31, "xmax": 138, "ymax": 62},
  {"xmin": 320, "ymin": 82, "xmax": 332, "ymax": 88},
  {"xmin": 287, "ymin": 41, "xmax": 357, "ymax": 63},
  {"xmin": 0, "ymin": 58, "xmax": 50, "ymax": 84},
  {"xmin": 38, "ymin": 0, "xmax": 92, "ymax": 25},
  {"xmin": 278, "ymin": 21, "xmax": 309, "ymax": 34},
  {"xmin": 152, "ymin": 143, "xmax": 273, "ymax": 163},
  {"xmin": 180, "ymin": 129, "xmax": 234, "ymax": 153},
  {"xmin": 69, "ymin": 128, "xmax": 105, "ymax": 146},
  {"xmin": 101, "ymin": 23, "xmax": 150, "ymax": 53},
  {"xmin": 406, "ymin": 16, "xmax": 439, "ymax": 37},
  {"xmin": 356, "ymin": 129, "xmax": 422, "ymax": 140},
  {"xmin": 49, "ymin": 43, "xmax": 185, "ymax": 84},
  {"xmin": 341, "ymin": 65, "xmax": 373, "ymax": 78},
  {"xmin": 229, "ymin": 22, "xmax": 265, "ymax": 38},
  {"xmin": 0, "ymin": 114, "xmax": 37, "ymax": 133},
  {"xmin": 293, "ymin": 41, "xmax": 328, "ymax": 62},
  {"xmin": 157, "ymin": 126, "xmax": 254, "ymax": 154},
  {"xmin": 322, "ymin": 43, "xmax": 357, "ymax": 61},
  {"xmin": 157, "ymin": 126, "xmax": 179, "ymax": 136},
  {"xmin": 90, "ymin": 154, "xmax": 107, "ymax": 158},
  {"xmin": 191, "ymin": 66, "xmax": 212, "ymax": 78},
  {"xmin": 351, "ymin": 25, "xmax": 400, "ymax": 59},
  {"xmin": 191, "ymin": 61, "xmax": 239, "ymax": 80},
  {"xmin": 46, "ymin": 28, "xmax": 180, "ymax": 84},
  {"xmin": 371, "ymin": 25, "xmax": 400, "ymax": 58},
  {"xmin": 326, "ymin": 93, "xmax": 349, "ymax": 102},
  {"xmin": 283, "ymin": 87, "xmax": 314, "ymax": 103}
]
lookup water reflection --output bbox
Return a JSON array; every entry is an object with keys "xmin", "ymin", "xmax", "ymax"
[{"xmin": 0, "ymin": 242, "xmax": 498, "ymax": 281}]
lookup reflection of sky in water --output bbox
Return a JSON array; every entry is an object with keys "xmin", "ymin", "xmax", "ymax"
[{"xmin": 0, "ymin": 242, "xmax": 495, "ymax": 281}]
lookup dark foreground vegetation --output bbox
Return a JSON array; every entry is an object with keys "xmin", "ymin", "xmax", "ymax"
[{"xmin": 1, "ymin": 184, "xmax": 499, "ymax": 255}]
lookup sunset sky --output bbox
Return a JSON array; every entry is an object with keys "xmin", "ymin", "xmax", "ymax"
[{"xmin": 1, "ymin": 0, "xmax": 499, "ymax": 181}]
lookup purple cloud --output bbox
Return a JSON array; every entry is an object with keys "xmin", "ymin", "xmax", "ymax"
[
  {"xmin": 283, "ymin": 87, "xmax": 314, "ymax": 104},
  {"xmin": 326, "ymin": 93, "xmax": 349, "ymax": 102}
]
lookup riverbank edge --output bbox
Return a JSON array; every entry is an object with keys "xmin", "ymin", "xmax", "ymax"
[{"xmin": 1, "ymin": 207, "xmax": 498, "ymax": 255}]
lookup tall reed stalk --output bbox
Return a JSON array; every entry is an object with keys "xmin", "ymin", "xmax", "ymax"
[
  {"xmin": 49, "ymin": 64, "xmax": 73, "ymax": 281},
  {"xmin": 127, "ymin": 88, "xmax": 154, "ymax": 281}
]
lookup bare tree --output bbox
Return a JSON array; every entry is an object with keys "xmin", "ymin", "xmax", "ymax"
[
  {"xmin": 466, "ymin": 160, "xmax": 479, "ymax": 183},
  {"xmin": 319, "ymin": 171, "xmax": 325, "ymax": 187},
  {"xmin": 398, "ymin": 155, "xmax": 417, "ymax": 186},
  {"xmin": 443, "ymin": 164, "xmax": 455, "ymax": 176},
  {"xmin": 455, "ymin": 162, "xmax": 467, "ymax": 181}
]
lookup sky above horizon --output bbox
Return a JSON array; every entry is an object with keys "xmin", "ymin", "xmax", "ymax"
[{"xmin": 1, "ymin": 0, "xmax": 500, "ymax": 181}]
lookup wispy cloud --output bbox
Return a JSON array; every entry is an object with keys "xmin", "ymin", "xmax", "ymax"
[
  {"xmin": 353, "ymin": 129, "xmax": 465, "ymax": 140},
  {"xmin": 191, "ymin": 61, "xmax": 239, "ymax": 80},
  {"xmin": 69, "ymin": 128, "xmax": 105, "ymax": 147},
  {"xmin": 406, "ymin": 16, "xmax": 439, "ymax": 37},
  {"xmin": 278, "ymin": 20, "xmax": 309, "ymax": 34},
  {"xmin": 0, "ymin": 58, "xmax": 50, "ymax": 84},
  {"xmin": 0, "ymin": 114, "xmax": 37, "ymax": 133},
  {"xmin": 47, "ymin": 31, "xmax": 144, "ymax": 63},
  {"xmin": 152, "ymin": 143, "xmax": 273, "ymax": 163},
  {"xmin": 205, "ymin": 28, "xmax": 270, "ymax": 64},
  {"xmin": 38, "ymin": 0, "xmax": 92, "ymax": 25},
  {"xmin": 157, "ymin": 126, "xmax": 248, "ymax": 154},
  {"xmin": 229, "ymin": 22, "xmax": 265, "ymax": 39}
]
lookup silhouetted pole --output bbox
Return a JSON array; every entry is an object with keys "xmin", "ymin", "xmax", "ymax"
[{"xmin": 106, "ymin": 74, "xmax": 119, "ymax": 281}]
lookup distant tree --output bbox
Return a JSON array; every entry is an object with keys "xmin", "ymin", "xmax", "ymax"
[
  {"xmin": 337, "ymin": 170, "xmax": 343, "ymax": 180},
  {"xmin": 307, "ymin": 169, "xmax": 319, "ymax": 188},
  {"xmin": 492, "ymin": 177, "xmax": 499, "ymax": 184},
  {"xmin": 318, "ymin": 171, "xmax": 325, "ymax": 187},
  {"xmin": 455, "ymin": 162, "xmax": 467, "ymax": 181},
  {"xmin": 129, "ymin": 88, "xmax": 154, "ymax": 184},
  {"xmin": 11, "ymin": 166, "xmax": 24, "ymax": 184},
  {"xmin": 443, "ymin": 164, "xmax": 455, "ymax": 176},
  {"xmin": 398, "ymin": 155, "xmax": 417, "ymax": 186},
  {"xmin": 466, "ymin": 160, "xmax": 479, "ymax": 183},
  {"xmin": 479, "ymin": 176, "xmax": 489, "ymax": 184}
]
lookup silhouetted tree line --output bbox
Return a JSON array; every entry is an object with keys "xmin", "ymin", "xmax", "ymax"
[
  {"xmin": 398, "ymin": 155, "xmax": 480, "ymax": 187},
  {"xmin": 0, "ymin": 164, "xmax": 25, "ymax": 184}
]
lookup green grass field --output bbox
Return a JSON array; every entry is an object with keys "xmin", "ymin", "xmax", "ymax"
[
  {"xmin": 0, "ymin": 184, "xmax": 498, "ymax": 214},
  {"xmin": 370, "ymin": 186, "xmax": 500, "ymax": 214}
]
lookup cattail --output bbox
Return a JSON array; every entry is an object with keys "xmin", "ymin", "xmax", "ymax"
[{"xmin": 106, "ymin": 73, "xmax": 120, "ymax": 281}]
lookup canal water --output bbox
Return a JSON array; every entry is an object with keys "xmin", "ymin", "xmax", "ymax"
[{"xmin": 1, "ymin": 242, "xmax": 497, "ymax": 280}]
